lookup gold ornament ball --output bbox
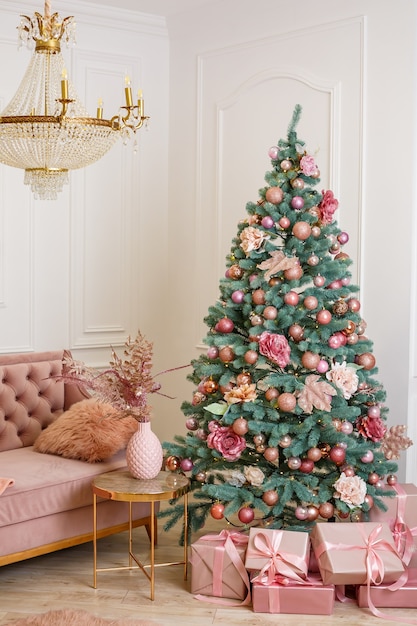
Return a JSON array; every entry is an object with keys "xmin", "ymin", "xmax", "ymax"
[{"xmin": 165, "ymin": 455, "xmax": 181, "ymax": 471}]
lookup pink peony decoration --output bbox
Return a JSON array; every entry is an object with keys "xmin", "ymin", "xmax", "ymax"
[
  {"xmin": 356, "ymin": 415, "xmax": 387, "ymax": 442},
  {"xmin": 258, "ymin": 331, "xmax": 291, "ymax": 368},
  {"xmin": 207, "ymin": 421, "xmax": 246, "ymax": 461},
  {"xmin": 299, "ymin": 154, "xmax": 318, "ymax": 176},
  {"xmin": 239, "ymin": 226, "xmax": 267, "ymax": 255},
  {"xmin": 318, "ymin": 189, "xmax": 339, "ymax": 224},
  {"xmin": 326, "ymin": 361, "xmax": 359, "ymax": 399},
  {"xmin": 333, "ymin": 472, "xmax": 367, "ymax": 509}
]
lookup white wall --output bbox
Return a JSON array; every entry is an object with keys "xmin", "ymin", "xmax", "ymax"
[{"xmin": 164, "ymin": 0, "xmax": 417, "ymax": 482}]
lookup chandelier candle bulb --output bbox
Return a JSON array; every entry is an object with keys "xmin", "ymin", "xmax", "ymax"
[
  {"xmin": 61, "ymin": 69, "xmax": 68, "ymax": 100},
  {"xmin": 125, "ymin": 75, "xmax": 133, "ymax": 107},
  {"xmin": 97, "ymin": 98, "xmax": 103, "ymax": 119}
]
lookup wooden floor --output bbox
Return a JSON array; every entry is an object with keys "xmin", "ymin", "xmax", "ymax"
[{"xmin": 0, "ymin": 507, "xmax": 416, "ymax": 626}]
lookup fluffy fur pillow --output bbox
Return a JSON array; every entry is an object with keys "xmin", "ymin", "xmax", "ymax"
[{"xmin": 33, "ymin": 398, "xmax": 138, "ymax": 463}]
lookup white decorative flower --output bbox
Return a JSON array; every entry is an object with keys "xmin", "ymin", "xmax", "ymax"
[
  {"xmin": 326, "ymin": 361, "xmax": 359, "ymax": 399},
  {"xmin": 333, "ymin": 472, "xmax": 367, "ymax": 509},
  {"xmin": 244, "ymin": 465, "xmax": 265, "ymax": 487},
  {"xmin": 228, "ymin": 471, "xmax": 246, "ymax": 487}
]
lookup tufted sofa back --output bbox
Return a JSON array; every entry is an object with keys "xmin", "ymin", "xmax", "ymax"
[{"xmin": 0, "ymin": 350, "xmax": 86, "ymax": 452}]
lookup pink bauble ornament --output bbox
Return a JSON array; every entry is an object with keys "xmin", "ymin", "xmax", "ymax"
[
  {"xmin": 277, "ymin": 392, "xmax": 297, "ymax": 412},
  {"xmin": 265, "ymin": 387, "xmax": 279, "ymax": 401},
  {"xmin": 356, "ymin": 352, "xmax": 376, "ymax": 370},
  {"xmin": 307, "ymin": 447, "xmax": 322, "ymax": 462},
  {"xmin": 265, "ymin": 186, "xmax": 284, "ymax": 204},
  {"xmin": 338, "ymin": 231, "xmax": 349, "ymax": 245},
  {"xmin": 303, "ymin": 295, "xmax": 318, "ymax": 310},
  {"xmin": 292, "ymin": 178, "xmax": 305, "ymax": 190},
  {"xmin": 244, "ymin": 350, "xmax": 258, "ymax": 364},
  {"xmin": 264, "ymin": 447, "xmax": 279, "ymax": 462},
  {"xmin": 252, "ymin": 289, "xmax": 266, "ymax": 305},
  {"xmin": 335, "ymin": 331, "xmax": 347, "ymax": 347},
  {"xmin": 295, "ymin": 506, "xmax": 309, "ymax": 521},
  {"xmin": 364, "ymin": 494, "xmax": 374, "ymax": 509},
  {"xmin": 280, "ymin": 159, "xmax": 292, "ymax": 171},
  {"xmin": 232, "ymin": 417, "xmax": 248, "ymax": 435},
  {"xmin": 387, "ymin": 474, "xmax": 398, "ymax": 486},
  {"xmin": 195, "ymin": 471, "xmax": 207, "ymax": 483},
  {"xmin": 376, "ymin": 480, "xmax": 385, "ymax": 490},
  {"xmin": 216, "ymin": 317, "xmax": 234, "ymax": 333},
  {"xmin": 238, "ymin": 506, "xmax": 255, "ymax": 524},
  {"xmin": 361, "ymin": 450, "xmax": 374, "ymax": 463},
  {"xmin": 231, "ymin": 290, "xmax": 245, "ymax": 304},
  {"xmin": 250, "ymin": 314, "xmax": 263, "ymax": 326},
  {"xmin": 180, "ymin": 458, "xmax": 194, "ymax": 472},
  {"xmin": 263, "ymin": 305, "xmax": 278, "ymax": 320},
  {"xmin": 278, "ymin": 216, "xmax": 291, "ymax": 229},
  {"xmin": 368, "ymin": 472, "xmax": 379, "ymax": 485},
  {"xmin": 367, "ymin": 405, "xmax": 381, "ymax": 418},
  {"xmin": 292, "ymin": 221, "xmax": 311, "ymax": 240},
  {"xmin": 284, "ymin": 290, "xmax": 299, "ymax": 306},
  {"xmin": 253, "ymin": 433, "xmax": 266, "ymax": 446},
  {"xmin": 291, "ymin": 196, "xmax": 305, "ymax": 210},
  {"xmin": 288, "ymin": 456, "xmax": 302, "ymax": 470},
  {"xmin": 185, "ymin": 417, "xmax": 198, "ymax": 431},
  {"xmin": 319, "ymin": 502, "xmax": 335, "ymax": 519},
  {"xmin": 329, "ymin": 241, "xmax": 341, "ymax": 254},
  {"xmin": 316, "ymin": 309, "xmax": 332, "ymax": 325},
  {"xmin": 343, "ymin": 466, "xmax": 355, "ymax": 477},
  {"xmin": 279, "ymin": 434, "xmax": 292, "ymax": 448},
  {"xmin": 307, "ymin": 506, "xmax": 319, "ymax": 521},
  {"xmin": 284, "ymin": 264, "xmax": 303, "ymax": 281},
  {"xmin": 228, "ymin": 264, "xmax": 243, "ymax": 280},
  {"xmin": 341, "ymin": 276, "xmax": 351, "ymax": 286},
  {"xmin": 329, "ymin": 446, "xmax": 346, "ymax": 465},
  {"xmin": 268, "ymin": 145, "xmax": 279, "ymax": 159},
  {"xmin": 195, "ymin": 428, "xmax": 207, "ymax": 441},
  {"xmin": 237, "ymin": 372, "xmax": 251, "ymax": 385},
  {"xmin": 210, "ymin": 503, "xmax": 225, "ymax": 520},
  {"xmin": 307, "ymin": 254, "xmax": 320, "ymax": 266},
  {"xmin": 311, "ymin": 225, "xmax": 321, "ymax": 237},
  {"xmin": 262, "ymin": 490, "xmax": 279, "ymax": 506},
  {"xmin": 300, "ymin": 459, "xmax": 315, "ymax": 473},
  {"xmin": 347, "ymin": 332, "xmax": 359, "ymax": 345},
  {"xmin": 340, "ymin": 421, "xmax": 353, "ymax": 435},
  {"xmin": 261, "ymin": 215, "xmax": 274, "ymax": 229},
  {"xmin": 289, "ymin": 323, "xmax": 304, "ymax": 341},
  {"xmin": 219, "ymin": 346, "xmax": 234, "ymax": 362},
  {"xmin": 314, "ymin": 275, "xmax": 325, "ymax": 287},
  {"xmin": 328, "ymin": 280, "xmax": 342, "ymax": 290},
  {"xmin": 328, "ymin": 334, "xmax": 342, "ymax": 349},
  {"xmin": 317, "ymin": 359, "xmax": 329, "ymax": 374},
  {"xmin": 348, "ymin": 298, "xmax": 361, "ymax": 312},
  {"xmin": 206, "ymin": 346, "xmax": 218, "ymax": 359},
  {"xmin": 301, "ymin": 351, "xmax": 320, "ymax": 370}
]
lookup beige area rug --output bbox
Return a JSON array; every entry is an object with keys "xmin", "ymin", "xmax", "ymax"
[{"xmin": 7, "ymin": 609, "xmax": 160, "ymax": 626}]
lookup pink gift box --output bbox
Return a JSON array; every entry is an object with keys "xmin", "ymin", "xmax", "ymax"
[
  {"xmin": 245, "ymin": 527, "xmax": 310, "ymax": 583},
  {"xmin": 252, "ymin": 577, "xmax": 335, "ymax": 614},
  {"xmin": 190, "ymin": 530, "xmax": 250, "ymax": 603},
  {"xmin": 356, "ymin": 568, "xmax": 417, "ymax": 608},
  {"xmin": 310, "ymin": 522, "xmax": 405, "ymax": 586},
  {"xmin": 369, "ymin": 483, "xmax": 417, "ymax": 567}
]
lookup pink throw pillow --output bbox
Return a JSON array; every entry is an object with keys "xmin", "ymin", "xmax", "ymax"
[{"xmin": 33, "ymin": 399, "xmax": 138, "ymax": 463}]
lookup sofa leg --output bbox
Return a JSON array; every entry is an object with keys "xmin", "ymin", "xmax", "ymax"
[{"xmin": 145, "ymin": 516, "xmax": 158, "ymax": 546}]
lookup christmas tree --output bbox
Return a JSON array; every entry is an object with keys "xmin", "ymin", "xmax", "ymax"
[{"xmin": 161, "ymin": 105, "xmax": 412, "ymax": 538}]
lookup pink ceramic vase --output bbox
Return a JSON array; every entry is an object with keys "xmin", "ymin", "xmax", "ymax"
[{"xmin": 126, "ymin": 421, "xmax": 163, "ymax": 480}]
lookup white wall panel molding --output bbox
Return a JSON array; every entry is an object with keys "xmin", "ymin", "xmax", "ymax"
[{"xmin": 195, "ymin": 16, "xmax": 365, "ymax": 349}]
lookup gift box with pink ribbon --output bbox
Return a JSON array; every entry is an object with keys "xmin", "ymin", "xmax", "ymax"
[
  {"xmin": 356, "ymin": 568, "xmax": 417, "ymax": 609},
  {"xmin": 368, "ymin": 483, "xmax": 417, "ymax": 568},
  {"xmin": 189, "ymin": 530, "xmax": 250, "ymax": 605},
  {"xmin": 244, "ymin": 527, "xmax": 310, "ymax": 584},
  {"xmin": 252, "ymin": 574, "xmax": 335, "ymax": 614},
  {"xmin": 310, "ymin": 521, "xmax": 405, "ymax": 586}
]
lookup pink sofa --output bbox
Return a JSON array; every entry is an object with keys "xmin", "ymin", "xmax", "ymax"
[{"xmin": 0, "ymin": 350, "xmax": 153, "ymax": 567}]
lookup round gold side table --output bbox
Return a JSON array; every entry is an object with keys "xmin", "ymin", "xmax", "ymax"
[{"xmin": 92, "ymin": 470, "xmax": 190, "ymax": 600}]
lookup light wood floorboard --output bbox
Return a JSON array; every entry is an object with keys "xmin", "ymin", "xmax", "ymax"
[{"xmin": 0, "ymin": 506, "xmax": 416, "ymax": 625}]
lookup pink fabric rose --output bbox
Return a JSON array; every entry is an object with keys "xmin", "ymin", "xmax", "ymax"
[
  {"xmin": 326, "ymin": 361, "xmax": 358, "ymax": 399},
  {"xmin": 333, "ymin": 472, "xmax": 367, "ymax": 509},
  {"xmin": 318, "ymin": 189, "xmax": 338, "ymax": 224},
  {"xmin": 300, "ymin": 154, "xmax": 318, "ymax": 177},
  {"xmin": 356, "ymin": 415, "xmax": 387, "ymax": 442},
  {"xmin": 239, "ymin": 226, "xmax": 266, "ymax": 255},
  {"xmin": 258, "ymin": 331, "xmax": 291, "ymax": 368},
  {"xmin": 207, "ymin": 421, "xmax": 246, "ymax": 461}
]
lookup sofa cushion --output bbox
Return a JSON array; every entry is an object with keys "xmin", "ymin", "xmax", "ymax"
[
  {"xmin": 33, "ymin": 398, "xmax": 137, "ymax": 462},
  {"xmin": 0, "ymin": 446, "xmax": 130, "ymax": 528}
]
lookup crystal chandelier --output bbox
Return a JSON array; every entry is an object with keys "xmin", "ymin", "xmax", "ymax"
[{"xmin": 0, "ymin": 1, "xmax": 149, "ymax": 200}]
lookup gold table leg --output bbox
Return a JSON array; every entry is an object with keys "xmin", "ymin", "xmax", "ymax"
[
  {"xmin": 93, "ymin": 493, "xmax": 97, "ymax": 589},
  {"xmin": 150, "ymin": 501, "xmax": 155, "ymax": 601}
]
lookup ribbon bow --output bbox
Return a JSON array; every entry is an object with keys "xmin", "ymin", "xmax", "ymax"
[{"xmin": 250, "ymin": 530, "xmax": 308, "ymax": 585}]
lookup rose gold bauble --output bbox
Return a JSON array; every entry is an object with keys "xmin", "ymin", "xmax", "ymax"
[
  {"xmin": 238, "ymin": 506, "xmax": 255, "ymax": 524},
  {"xmin": 265, "ymin": 387, "xmax": 279, "ymax": 401},
  {"xmin": 279, "ymin": 434, "xmax": 292, "ymax": 448},
  {"xmin": 316, "ymin": 309, "xmax": 332, "ymax": 325},
  {"xmin": 301, "ymin": 351, "xmax": 320, "ymax": 369},
  {"xmin": 356, "ymin": 352, "xmax": 376, "ymax": 370},
  {"xmin": 269, "ymin": 277, "xmax": 281, "ymax": 286},
  {"xmin": 228, "ymin": 264, "xmax": 243, "ymax": 279},
  {"xmin": 265, "ymin": 186, "xmax": 284, "ymax": 204},
  {"xmin": 292, "ymin": 221, "xmax": 312, "ymax": 241},
  {"xmin": 277, "ymin": 392, "xmax": 297, "ymax": 412},
  {"xmin": 280, "ymin": 159, "xmax": 292, "ymax": 171},
  {"xmin": 244, "ymin": 350, "xmax": 258, "ymax": 364},
  {"xmin": 343, "ymin": 320, "xmax": 356, "ymax": 335},
  {"xmin": 319, "ymin": 443, "xmax": 331, "ymax": 458},
  {"xmin": 333, "ymin": 299, "xmax": 349, "ymax": 315},
  {"xmin": 291, "ymin": 178, "xmax": 305, "ymax": 190},
  {"xmin": 303, "ymin": 295, "xmax": 318, "ymax": 310},
  {"xmin": 289, "ymin": 323, "xmax": 304, "ymax": 341},
  {"xmin": 348, "ymin": 297, "xmax": 361, "ymax": 312},
  {"xmin": 307, "ymin": 447, "xmax": 322, "ymax": 462},
  {"xmin": 319, "ymin": 502, "xmax": 335, "ymax": 519},
  {"xmin": 284, "ymin": 290, "xmax": 299, "ymax": 306},
  {"xmin": 237, "ymin": 372, "xmax": 252, "ymax": 385},
  {"xmin": 252, "ymin": 289, "xmax": 266, "ymax": 305},
  {"xmin": 219, "ymin": 346, "xmax": 234, "ymax": 362},
  {"xmin": 262, "ymin": 490, "xmax": 279, "ymax": 506},
  {"xmin": 203, "ymin": 379, "xmax": 218, "ymax": 394},
  {"xmin": 263, "ymin": 305, "xmax": 278, "ymax": 320},
  {"xmin": 232, "ymin": 417, "xmax": 249, "ymax": 435},
  {"xmin": 264, "ymin": 447, "xmax": 279, "ymax": 462},
  {"xmin": 307, "ymin": 506, "xmax": 319, "ymax": 521},
  {"xmin": 284, "ymin": 264, "xmax": 303, "ymax": 281},
  {"xmin": 195, "ymin": 471, "xmax": 207, "ymax": 482},
  {"xmin": 210, "ymin": 503, "xmax": 225, "ymax": 519},
  {"xmin": 165, "ymin": 455, "xmax": 181, "ymax": 471},
  {"xmin": 251, "ymin": 314, "xmax": 263, "ymax": 326}
]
